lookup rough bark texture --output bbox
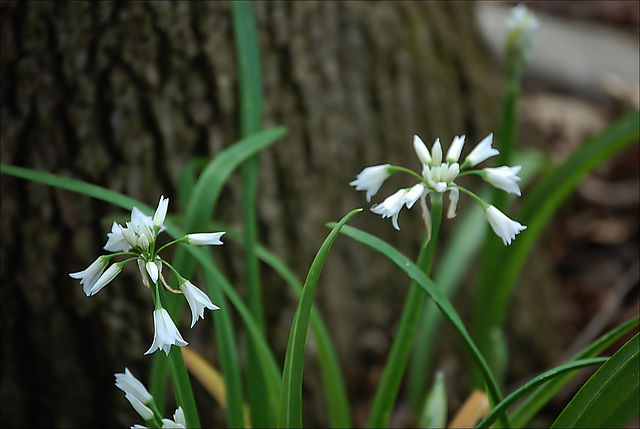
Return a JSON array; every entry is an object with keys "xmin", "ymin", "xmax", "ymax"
[{"xmin": 0, "ymin": 2, "xmax": 500, "ymax": 427}]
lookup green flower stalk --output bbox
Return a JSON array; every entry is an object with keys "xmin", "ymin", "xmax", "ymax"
[{"xmin": 69, "ymin": 196, "xmax": 224, "ymax": 355}]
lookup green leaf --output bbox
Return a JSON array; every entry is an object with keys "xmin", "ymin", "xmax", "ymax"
[
  {"xmin": 232, "ymin": 1, "xmax": 270, "ymax": 426},
  {"xmin": 419, "ymin": 371, "xmax": 447, "ymax": 428},
  {"xmin": 551, "ymin": 333, "xmax": 640, "ymax": 429},
  {"xmin": 210, "ymin": 222, "xmax": 352, "ymax": 428},
  {"xmin": 278, "ymin": 209, "xmax": 362, "ymax": 429},
  {"xmin": 477, "ymin": 358, "xmax": 608, "ymax": 428},
  {"xmin": 510, "ymin": 316, "xmax": 639, "ymax": 427},
  {"xmin": 332, "ymin": 224, "xmax": 505, "ymax": 421},
  {"xmin": 473, "ymin": 111, "xmax": 639, "ymax": 392}
]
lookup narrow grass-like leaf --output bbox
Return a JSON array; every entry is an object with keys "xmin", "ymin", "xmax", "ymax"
[
  {"xmin": 551, "ymin": 333, "xmax": 639, "ymax": 428},
  {"xmin": 176, "ymin": 157, "xmax": 208, "ymax": 210},
  {"xmin": 510, "ymin": 316, "xmax": 639, "ymax": 427},
  {"xmin": 278, "ymin": 209, "xmax": 362, "ymax": 429},
  {"xmin": 368, "ymin": 198, "xmax": 443, "ymax": 428},
  {"xmin": 333, "ymin": 224, "xmax": 504, "ymax": 420},
  {"xmin": 232, "ymin": 1, "xmax": 270, "ymax": 425},
  {"xmin": 479, "ymin": 111, "xmax": 639, "ymax": 346},
  {"xmin": 218, "ymin": 224, "xmax": 352, "ymax": 427},
  {"xmin": 408, "ymin": 148, "xmax": 545, "ymax": 412},
  {"xmin": 477, "ymin": 358, "xmax": 608, "ymax": 428}
]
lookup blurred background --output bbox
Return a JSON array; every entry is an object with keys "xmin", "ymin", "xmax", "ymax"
[{"xmin": 1, "ymin": 1, "xmax": 638, "ymax": 427}]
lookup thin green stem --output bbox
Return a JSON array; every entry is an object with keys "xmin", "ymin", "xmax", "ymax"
[
  {"xmin": 388, "ymin": 165, "xmax": 425, "ymax": 182},
  {"xmin": 367, "ymin": 196, "xmax": 443, "ymax": 428}
]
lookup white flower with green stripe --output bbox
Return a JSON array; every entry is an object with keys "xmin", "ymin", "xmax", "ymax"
[
  {"xmin": 69, "ymin": 195, "xmax": 226, "ymax": 355},
  {"xmin": 350, "ymin": 133, "xmax": 526, "ymax": 245}
]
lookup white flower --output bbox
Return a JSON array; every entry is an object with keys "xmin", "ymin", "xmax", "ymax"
[
  {"xmin": 115, "ymin": 368, "xmax": 154, "ymax": 421},
  {"xmin": 180, "ymin": 281, "xmax": 219, "ymax": 327},
  {"xmin": 446, "ymin": 186, "xmax": 460, "ymax": 219},
  {"xmin": 404, "ymin": 183, "xmax": 426, "ymax": 209},
  {"xmin": 153, "ymin": 195, "xmax": 169, "ymax": 230},
  {"xmin": 104, "ymin": 222, "xmax": 132, "ymax": 252},
  {"xmin": 161, "ymin": 407, "xmax": 187, "ymax": 428},
  {"xmin": 185, "ymin": 232, "xmax": 226, "ymax": 245},
  {"xmin": 485, "ymin": 205, "xmax": 527, "ymax": 245},
  {"xmin": 446, "ymin": 135, "xmax": 465, "ymax": 163},
  {"xmin": 349, "ymin": 164, "xmax": 392, "ymax": 202},
  {"xmin": 413, "ymin": 135, "xmax": 432, "ymax": 165},
  {"xmin": 506, "ymin": 4, "xmax": 539, "ymax": 35},
  {"xmin": 371, "ymin": 188, "xmax": 409, "ymax": 230},
  {"xmin": 145, "ymin": 308, "xmax": 188, "ymax": 355},
  {"xmin": 145, "ymin": 260, "xmax": 161, "ymax": 284},
  {"xmin": 484, "ymin": 165, "xmax": 522, "ymax": 196},
  {"xmin": 69, "ymin": 256, "xmax": 108, "ymax": 296},
  {"xmin": 465, "ymin": 133, "xmax": 499, "ymax": 167},
  {"xmin": 88, "ymin": 264, "xmax": 122, "ymax": 296}
]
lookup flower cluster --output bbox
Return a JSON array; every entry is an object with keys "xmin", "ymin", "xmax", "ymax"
[
  {"xmin": 115, "ymin": 367, "xmax": 186, "ymax": 428},
  {"xmin": 70, "ymin": 196, "xmax": 225, "ymax": 355},
  {"xmin": 350, "ymin": 134, "xmax": 527, "ymax": 245}
]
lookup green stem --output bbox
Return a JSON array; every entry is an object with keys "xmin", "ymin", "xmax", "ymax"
[
  {"xmin": 167, "ymin": 347, "xmax": 201, "ymax": 428},
  {"xmin": 473, "ymin": 76, "xmax": 521, "ymax": 390},
  {"xmin": 367, "ymin": 196, "xmax": 443, "ymax": 428},
  {"xmin": 232, "ymin": 1, "xmax": 271, "ymax": 426}
]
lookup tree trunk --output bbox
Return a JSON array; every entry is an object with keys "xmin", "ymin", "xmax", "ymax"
[{"xmin": 0, "ymin": 1, "xmax": 500, "ymax": 427}]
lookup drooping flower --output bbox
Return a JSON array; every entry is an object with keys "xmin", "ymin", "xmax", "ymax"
[
  {"xmin": 70, "ymin": 195, "xmax": 225, "ymax": 355},
  {"xmin": 69, "ymin": 256, "xmax": 108, "ymax": 296},
  {"xmin": 483, "ymin": 165, "xmax": 522, "ymax": 196},
  {"xmin": 485, "ymin": 205, "xmax": 527, "ymax": 245},
  {"xmin": 115, "ymin": 368, "xmax": 155, "ymax": 421},
  {"xmin": 180, "ymin": 280, "xmax": 220, "ymax": 327},
  {"xmin": 145, "ymin": 308, "xmax": 188, "ymax": 356},
  {"xmin": 351, "ymin": 133, "xmax": 527, "ymax": 245},
  {"xmin": 88, "ymin": 263, "xmax": 122, "ymax": 296},
  {"xmin": 349, "ymin": 164, "xmax": 392, "ymax": 202}
]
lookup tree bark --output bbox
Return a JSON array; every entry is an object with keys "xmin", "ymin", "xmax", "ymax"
[{"xmin": 0, "ymin": 1, "xmax": 500, "ymax": 427}]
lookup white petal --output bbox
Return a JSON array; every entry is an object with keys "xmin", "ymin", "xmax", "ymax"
[
  {"xmin": 88, "ymin": 264, "xmax": 122, "ymax": 296},
  {"xmin": 485, "ymin": 205, "xmax": 527, "ymax": 245},
  {"xmin": 413, "ymin": 135, "xmax": 432, "ymax": 165},
  {"xmin": 484, "ymin": 165, "xmax": 522, "ymax": 196},
  {"xmin": 446, "ymin": 135, "xmax": 465, "ymax": 163},
  {"xmin": 446, "ymin": 186, "xmax": 460, "ymax": 219},
  {"xmin": 371, "ymin": 189, "xmax": 407, "ymax": 230},
  {"xmin": 115, "ymin": 367, "xmax": 153, "ymax": 404},
  {"xmin": 186, "ymin": 232, "xmax": 226, "ymax": 245},
  {"xmin": 431, "ymin": 138, "xmax": 443, "ymax": 165},
  {"xmin": 70, "ymin": 256, "xmax": 108, "ymax": 296},
  {"xmin": 153, "ymin": 195, "xmax": 169, "ymax": 230},
  {"xmin": 146, "ymin": 260, "xmax": 159, "ymax": 284},
  {"xmin": 125, "ymin": 392, "xmax": 154, "ymax": 421},
  {"xmin": 145, "ymin": 309, "xmax": 188, "ymax": 356},
  {"xmin": 180, "ymin": 281, "xmax": 219, "ymax": 327},
  {"xmin": 466, "ymin": 133, "xmax": 499, "ymax": 167},
  {"xmin": 104, "ymin": 222, "xmax": 132, "ymax": 252},
  {"xmin": 349, "ymin": 164, "xmax": 392, "ymax": 202}
]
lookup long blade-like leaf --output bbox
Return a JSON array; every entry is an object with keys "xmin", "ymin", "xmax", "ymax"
[
  {"xmin": 478, "ymin": 358, "xmax": 608, "ymax": 428},
  {"xmin": 332, "ymin": 224, "xmax": 504, "ymax": 418},
  {"xmin": 510, "ymin": 316, "xmax": 639, "ymax": 427},
  {"xmin": 278, "ymin": 209, "xmax": 362, "ymax": 428},
  {"xmin": 552, "ymin": 333, "xmax": 639, "ymax": 428}
]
